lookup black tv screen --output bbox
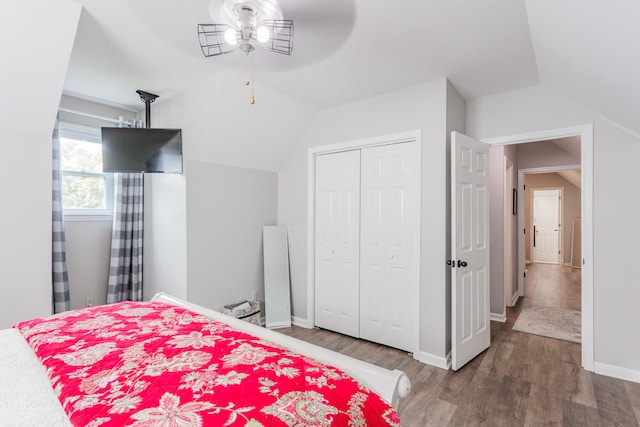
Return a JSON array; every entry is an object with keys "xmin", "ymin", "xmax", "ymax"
[{"xmin": 101, "ymin": 128, "xmax": 183, "ymax": 173}]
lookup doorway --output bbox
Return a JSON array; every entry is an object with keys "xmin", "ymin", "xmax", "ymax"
[
  {"xmin": 484, "ymin": 124, "xmax": 593, "ymax": 372},
  {"xmin": 531, "ymin": 188, "xmax": 562, "ymax": 264}
]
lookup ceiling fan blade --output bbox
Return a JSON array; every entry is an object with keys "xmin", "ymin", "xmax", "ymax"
[
  {"xmin": 198, "ymin": 24, "xmax": 237, "ymax": 57},
  {"xmin": 258, "ymin": 20, "xmax": 294, "ymax": 55}
]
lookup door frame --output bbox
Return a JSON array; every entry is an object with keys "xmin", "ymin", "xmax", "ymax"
[
  {"xmin": 483, "ymin": 124, "xmax": 593, "ymax": 372},
  {"xmin": 306, "ymin": 129, "xmax": 422, "ymax": 358},
  {"xmin": 519, "ymin": 171, "xmax": 578, "ymax": 291},
  {"xmin": 531, "ymin": 187, "xmax": 564, "ymax": 265},
  {"xmin": 504, "ymin": 157, "xmax": 516, "ymax": 309}
]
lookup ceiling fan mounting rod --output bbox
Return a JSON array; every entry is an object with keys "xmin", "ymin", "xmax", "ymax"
[{"xmin": 237, "ymin": 4, "xmax": 257, "ymax": 54}]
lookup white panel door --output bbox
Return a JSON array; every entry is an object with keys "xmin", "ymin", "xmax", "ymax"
[
  {"xmin": 533, "ymin": 189, "xmax": 560, "ymax": 264},
  {"xmin": 314, "ymin": 150, "xmax": 361, "ymax": 337},
  {"xmin": 360, "ymin": 142, "xmax": 419, "ymax": 352},
  {"xmin": 451, "ymin": 132, "xmax": 490, "ymax": 371}
]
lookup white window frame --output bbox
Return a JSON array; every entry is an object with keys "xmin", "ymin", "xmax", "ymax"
[{"xmin": 59, "ymin": 121, "xmax": 113, "ymax": 221}]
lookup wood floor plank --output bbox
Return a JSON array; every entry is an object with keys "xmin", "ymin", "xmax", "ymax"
[
  {"xmin": 436, "ymin": 353, "xmax": 484, "ymax": 405},
  {"xmin": 418, "ymin": 398, "xmax": 458, "ymax": 427},
  {"xmin": 524, "ymin": 383, "xmax": 564, "ymax": 426},
  {"xmin": 562, "ymin": 361, "xmax": 597, "ymax": 408},
  {"xmin": 624, "ymin": 380, "xmax": 640, "ymax": 425},
  {"xmin": 446, "ymin": 375, "xmax": 503, "ymax": 426},
  {"xmin": 562, "ymin": 400, "xmax": 605, "ymax": 427},
  {"xmin": 592, "ymin": 374, "xmax": 639, "ymax": 426}
]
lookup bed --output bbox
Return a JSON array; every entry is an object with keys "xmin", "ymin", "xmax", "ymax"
[{"xmin": 1, "ymin": 293, "xmax": 411, "ymax": 426}]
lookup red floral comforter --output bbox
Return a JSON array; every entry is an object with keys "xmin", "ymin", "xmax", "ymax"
[{"xmin": 14, "ymin": 301, "xmax": 400, "ymax": 426}]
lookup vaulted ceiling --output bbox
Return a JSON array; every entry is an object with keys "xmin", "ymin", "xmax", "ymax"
[{"xmin": 64, "ymin": 0, "xmax": 640, "ymax": 137}]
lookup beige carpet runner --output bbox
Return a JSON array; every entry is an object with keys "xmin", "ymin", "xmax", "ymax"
[{"xmin": 512, "ymin": 306, "xmax": 581, "ymax": 343}]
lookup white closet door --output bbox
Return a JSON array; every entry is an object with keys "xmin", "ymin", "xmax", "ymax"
[
  {"xmin": 314, "ymin": 150, "xmax": 361, "ymax": 337},
  {"xmin": 360, "ymin": 142, "xmax": 419, "ymax": 352}
]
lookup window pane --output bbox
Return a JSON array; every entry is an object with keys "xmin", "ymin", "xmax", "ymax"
[
  {"xmin": 62, "ymin": 174, "xmax": 106, "ymax": 209},
  {"xmin": 60, "ymin": 137, "xmax": 103, "ymax": 173}
]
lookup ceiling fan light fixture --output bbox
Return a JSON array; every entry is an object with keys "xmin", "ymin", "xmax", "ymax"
[
  {"xmin": 256, "ymin": 25, "xmax": 270, "ymax": 43},
  {"xmin": 198, "ymin": 23, "xmax": 238, "ymax": 57},
  {"xmin": 224, "ymin": 28, "xmax": 238, "ymax": 45},
  {"xmin": 257, "ymin": 19, "xmax": 293, "ymax": 55},
  {"xmin": 199, "ymin": 0, "xmax": 293, "ymax": 57}
]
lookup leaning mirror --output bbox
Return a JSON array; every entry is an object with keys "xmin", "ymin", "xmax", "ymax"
[{"xmin": 263, "ymin": 225, "xmax": 291, "ymax": 328}]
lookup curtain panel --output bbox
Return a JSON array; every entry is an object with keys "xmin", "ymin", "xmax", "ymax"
[
  {"xmin": 106, "ymin": 173, "xmax": 144, "ymax": 303},
  {"xmin": 52, "ymin": 116, "xmax": 71, "ymax": 313}
]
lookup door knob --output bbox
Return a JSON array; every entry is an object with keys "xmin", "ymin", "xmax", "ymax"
[{"xmin": 457, "ymin": 260, "xmax": 468, "ymax": 268}]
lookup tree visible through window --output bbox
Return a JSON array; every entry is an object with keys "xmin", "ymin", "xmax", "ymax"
[{"xmin": 59, "ymin": 122, "xmax": 113, "ymax": 216}]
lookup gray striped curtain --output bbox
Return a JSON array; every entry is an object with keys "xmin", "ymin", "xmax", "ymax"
[
  {"xmin": 106, "ymin": 173, "xmax": 144, "ymax": 303},
  {"xmin": 52, "ymin": 117, "xmax": 71, "ymax": 313}
]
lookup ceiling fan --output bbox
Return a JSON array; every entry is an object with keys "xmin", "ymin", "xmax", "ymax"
[{"xmin": 198, "ymin": 0, "xmax": 294, "ymax": 57}]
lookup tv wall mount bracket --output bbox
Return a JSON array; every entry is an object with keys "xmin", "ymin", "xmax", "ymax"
[{"xmin": 136, "ymin": 90, "xmax": 159, "ymax": 129}]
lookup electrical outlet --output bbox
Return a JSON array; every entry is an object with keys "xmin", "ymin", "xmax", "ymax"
[
  {"xmin": 251, "ymin": 290, "xmax": 258, "ymax": 301},
  {"xmin": 85, "ymin": 297, "xmax": 94, "ymax": 307}
]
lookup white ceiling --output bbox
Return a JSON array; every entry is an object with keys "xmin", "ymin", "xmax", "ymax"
[{"xmin": 63, "ymin": 0, "xmax": 640, "ymax": 137}]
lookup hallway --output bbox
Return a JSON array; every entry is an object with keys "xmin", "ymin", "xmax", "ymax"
[{"xmin": 521, "ymin": 263, "xmax": 581, "ymax": 311}]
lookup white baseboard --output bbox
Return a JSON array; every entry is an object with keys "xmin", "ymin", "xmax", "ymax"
[
  {"xmin": 266, "ymin": 320, "xmax": 293, "ymax": 329},
  {"xmin": 490, "ymin": 312, "xmax": 507, "ymax": 323},
  {"xmin": 511, "ymin": 292, "xmax": 520, "ymax": 307},
  {"xmin": 291, "ymin": 316, "xmax": 311, "ymax": 328},
  {"xmin": 418, "ymin": 350, "xmax": 451, "ymax": 370},
  {"xmin": 594, "ymin": 361, "xmax": 640, "ymax": 384}
]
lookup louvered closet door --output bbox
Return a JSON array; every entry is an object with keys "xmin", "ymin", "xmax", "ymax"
[
  {"xmin": 314, "ymin": 150, "xmax": 361, "ymax": 338},
  {"xmin": 360, "ymin": 142, "xmax": 419, "ymax": 352}
]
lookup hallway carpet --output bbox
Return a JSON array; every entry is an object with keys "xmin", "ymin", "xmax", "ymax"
[{"xmin": 513, "ymin": 305, "xmax": 581, "ymax": 343}]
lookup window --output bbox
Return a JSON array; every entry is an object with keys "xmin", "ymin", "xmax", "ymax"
[{"xmin": 59, "ymin": 122, "xmax": 113, "ymax": 218}]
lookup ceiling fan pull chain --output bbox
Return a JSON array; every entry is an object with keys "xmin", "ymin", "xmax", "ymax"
[
  {"xmin": 250, "ymin": 51, "xmax": 256, "ymax": 104},
  {"xmin": 244, "ymin": 54, "xmax": 251, "ymax": 86}
]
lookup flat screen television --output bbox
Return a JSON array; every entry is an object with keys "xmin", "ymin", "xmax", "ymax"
[{"xmin": 101, "ymin": 127, "xmax": 183, "ymax": 173}]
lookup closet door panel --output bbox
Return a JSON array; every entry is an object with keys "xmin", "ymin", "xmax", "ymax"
[
  {"xmin": 314, "ymin": 150, "xmax": 361, "ymax": 337},
  {"xmin": 360, "ymin": 142, "xmax": 419, "ymax": 352}
]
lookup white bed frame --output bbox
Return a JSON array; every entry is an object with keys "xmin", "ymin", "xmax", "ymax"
[{"xmin": 152, "ymin": 292, "xmax": 411, "ymax": 408}]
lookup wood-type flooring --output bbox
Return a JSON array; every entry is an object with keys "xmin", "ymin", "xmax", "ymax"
[{"xmin": 278, "ymin": 264, "xmax": 640, "ymax": 426}]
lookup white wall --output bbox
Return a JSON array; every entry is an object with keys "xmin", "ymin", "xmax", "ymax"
[
  {"xmin": 144, "ymin": 70, "xmax": 302, "ymax": 312},
  {"xmin": 278, "ymin": 78, "xmax": 463, "ymax": 363},
  {"xmin": 0, "ymin": 0, "xmax": 80, "ymax": 328},
  {"xmin": 149, "ymin": 70, "xmax": 316, "ymax": 173},
  {"xmin": 143, "ymin": 173, "xmax": 187, "ymax": 301},
  {"xmin": 517, "ymin": 140, "xmax": 580, "ymax": 169},
  {"xmin": 0, "ymin": 129, "xmax": 53, "ymax": 328},
  {"xmin": 445, "ymin": 80, "xmax": 467, "ymax": 352},
  {"xmin": 65, "ymin": 220, "xmax": 113, "ymax": 308},
  {"xmin": 185, "ymin": 161, "xmax": 277, "ymax": 311},
  {"xmin": 468, "ymin": 84, "xmax": 640, "ymax": 378}
]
